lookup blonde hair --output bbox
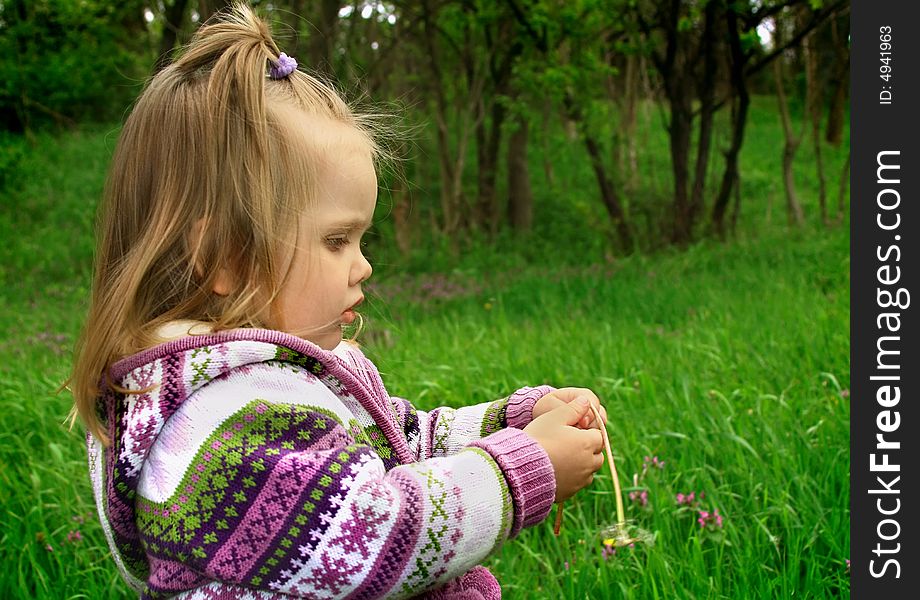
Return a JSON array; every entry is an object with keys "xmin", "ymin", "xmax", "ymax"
[{"xmin": 69, "ymin": 2, "xmax": 380, "ymax": 443}]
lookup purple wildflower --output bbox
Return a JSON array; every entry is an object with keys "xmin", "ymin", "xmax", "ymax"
[
  {"xmin": 697, "ymin": 509, "xmax": 724, "ymax": 529},
  {"xmin": 629, "ymin": 489, "xmax": 649, "ymax": 507},
  {"xmin": 643, "ymin": 455, "xmax": 665, "ymax": 469},
  {"xmin": 67, "ymin": 530, "xmax": 83, "ymax": 543},
  {"xmin": 601, "ymin": 542, "xmax": 616, "ymax": 560},
  {"xmin": 676, "ymin": 490, "xmax": 706, "ymax": 508},
  {"xmin": 676, "ymin": 491, "xmax": 695, "ymax": 506},
  {"xmin": 639, "ymin": 455, "xmax": 665, "ymax": 480}
]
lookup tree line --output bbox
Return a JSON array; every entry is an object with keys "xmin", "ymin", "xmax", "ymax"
[{"xmin": 1, "ymin": 1, "xmax": 850, "ymax": 253}]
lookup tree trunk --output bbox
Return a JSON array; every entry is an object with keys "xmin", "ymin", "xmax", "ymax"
[
  {"xmin": 155, "ymin": 0, "xmax": 192, "ymax": 73},
  {"xmin": 837, "ymin": 150, "xmax": 850, "ymax": 222},
  {"xmin": 198, "ymin": 0, "xmax": 232, "ymax": 23},
  {"xmin": 803, "ymin": 26, "xmax": 827, "ymax": 224},
  {"xmin": 541, "ymin": 98, "xmax": 556, "ymax": 188},
  {"xmin": 611, "ymin": 48, "xmax": 641, "ymax": 192},
  {"xmin": 117, "ymin": 1, "xmax": 153, "ymax": 49},
  {"xmin": 774, "ymin": 47, "xmax": 804, "ymax": 226},
  {"xmin": 781, "ymin": 140, "xmax": 805, "ymax": 226},
  {"xmin": 711, "ymin": 7, "xmax": 750, "ymax": 237},
  {"xmin": 476, "ymin": 19, "xmax": 520, "ymax": 235},
  {"xmin": 825, "ymin": 12, "xmax": 849, "ymax": 146},
  {"xmin": 563, "ymin": 95, "xmax": 633, "ymax": 252},
  {"xmin": 585, "ymin": 133, "xmax": 634, "ymax": 252},
  {"xmin": 711, "ymin": 91, "xmax": 749, "ymax": 237},
  {"xmin": 622, "ymin": 52, "xmax": 640, "ymax": 191},
  {"xmin": 475, "ymin": 89, "xmax": 507, "ymax": 235},
  {"xmin": 811, "ymin": 113, "xmax": 828, "ymax": 224},
  {"xmin": 688, "ymin": 0, "xmax": 720, "ymax": 229},
  {"xmin": 420, "ymin": 0, "xmax": 460, "ymax": 235},
  {"xmin": 276, "ymin": 0, "xmax": 308, "ymax": 59},
  {"xmin": 306, "ymin": 0, "xmax": 341, "ymax": 77},
  {"xmin": 730, "ymin": 170, "xmax": 742, "ymax": 233},
  {"xmin": 507, "ymin": 115, "xmax": 533, "ymax": 233},
  {"xmin": 654, "ymin": 0, "xmax": 695, "ymax": 245},
  {"xmin": 668, "ymin": 92, "xmax": 694, "ymax": 244}
]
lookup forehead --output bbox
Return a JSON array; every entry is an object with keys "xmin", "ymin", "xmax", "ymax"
[
  {"xmin": 273, "ymin": 104, "xmax": 377, "ymax": 224},
  {"xmin": 311, "ymin": 151, "xmax": 377, "ymax": 227},
  {"xmin": 274, "ymin": 103, "xmax": 373, "ymax": 159}
]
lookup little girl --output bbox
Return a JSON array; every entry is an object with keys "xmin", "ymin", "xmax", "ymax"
[{"xmin": 70, "ymin": 4, "xmax": 606, "ymax": 599}]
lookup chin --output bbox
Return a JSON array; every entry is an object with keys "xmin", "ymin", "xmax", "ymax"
[
  {"xmin": 317, "ymin": 335, "xmax": 344, "ymax": 351},
  {"xmin": 287, "ymin": 327, "xmax": 342, "ymax": 350}
]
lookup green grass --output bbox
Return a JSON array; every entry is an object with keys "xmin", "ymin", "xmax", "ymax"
[
  {"xmin": 0, "ymin": 99, "xmax": 849, "ymax": 598},
  {"xmin": 363, "ymin": 226, "xmax": 849, "ymax": 598}
]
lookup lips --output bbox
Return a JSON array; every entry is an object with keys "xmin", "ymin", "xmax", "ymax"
[
  {"xmin": 342, "ymin": 297, "xmax": 364, "ymax": 325},
  {"xmin": 346, "ymin": 297, "xmax": 364, "ymax": 312}
]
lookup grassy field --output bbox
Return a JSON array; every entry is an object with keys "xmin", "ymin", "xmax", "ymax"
[{"xmin": 0, "ymin": 98, "xmax": 849, "ymax": 598}]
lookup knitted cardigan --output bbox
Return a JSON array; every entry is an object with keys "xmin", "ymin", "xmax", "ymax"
[{"xmin": 88, "ymin": 328, "xmax": 556, "ymax": 599}]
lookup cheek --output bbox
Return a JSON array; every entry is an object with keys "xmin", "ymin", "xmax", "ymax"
[{"xmin": 287, "ymin": 250, "xmax": 323, "ymax": 290}]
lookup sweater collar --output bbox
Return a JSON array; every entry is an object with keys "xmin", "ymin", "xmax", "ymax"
[{"xmin": 109, "ymin": 328, "xmax": 416, "ymax": 466}]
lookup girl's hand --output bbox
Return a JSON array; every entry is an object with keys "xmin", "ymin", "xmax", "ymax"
[
  {"xmin": 533, "ymin": 387, "xmax": 608, "ymax": 430},
  {"xmin": 524, "ymin": 398, "xmax": 605, "ymax": 502}
]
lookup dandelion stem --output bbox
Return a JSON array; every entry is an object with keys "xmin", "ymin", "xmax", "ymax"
[
  {"xmin": 551, "ymin": 405, "xmax": 628, "ymax": 538},
  {"xmin": 590, "ymin": 404, "xmax": 627, "ymax": 532}
]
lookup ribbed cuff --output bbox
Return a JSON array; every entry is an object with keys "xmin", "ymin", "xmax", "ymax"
[
  {"xmin": 504, "ymin": 385, "xmax": 555, "ymax": 430},
  {"xmin": 469, "ymin": 428, "xmax": 555, "ymax": 537}
]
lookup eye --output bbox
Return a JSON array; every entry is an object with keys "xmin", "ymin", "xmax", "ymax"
[{"xmin": 324, "ymin": 236, "xmax": 349, "ymax": 251}]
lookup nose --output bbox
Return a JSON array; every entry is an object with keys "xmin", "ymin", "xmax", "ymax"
[{"xmin": 352, "ymin": 250, "xmax": 373, "ymax": 286}]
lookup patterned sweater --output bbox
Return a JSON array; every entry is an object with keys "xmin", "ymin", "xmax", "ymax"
[{"xmin": 88, "ymin": 328, "xmax": 556, "ymax": 599}]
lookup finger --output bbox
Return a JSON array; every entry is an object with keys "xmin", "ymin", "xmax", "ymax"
[
  {"xmin": 585, "ymin": 399, "xmax": 603, "ymax": 423},
  {"xmin": 593, "ymin": 452, "xmax": 605, "ymax": 470},
  {"xmin": 577, "ymin": 428, "xmax": 603, "ymax": 451},
  {"xmin": 589, "ymin": 429, "xmax": 604, "ymax": 452},
  {"xmin": 541, "ymin": 397, "xmax": 567, "ymax": 414},
  {"xmin": 552, "ymin": 397, "xmax": 592, "ymax": 426},
  {"xmin": 586, "ymin": 411, "xmax": 603, "ymax": 429}
]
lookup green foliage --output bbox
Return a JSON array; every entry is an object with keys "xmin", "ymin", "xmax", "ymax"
[
  {"xmin": 365, "ymin": 94, "xmax": 849, "ymax": 275},
  {"xmin": 0, "ymin": 130, "xmax": 26, "ymax": 190},
  {"xmin": 739, "ymin": 28, "xmax": 763, "ymax": 54},
  {"xmin": 0, "ymin": 0, "xmax": 149, "ymax": 131},
  {"xmin": 0, "ymin": 125, "xmax": 108, "ymax": 299}
]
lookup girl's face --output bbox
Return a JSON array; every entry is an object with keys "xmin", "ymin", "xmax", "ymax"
[{"xmin": 274, "ymin": 124, "xmax": 377, "ymax": 350}]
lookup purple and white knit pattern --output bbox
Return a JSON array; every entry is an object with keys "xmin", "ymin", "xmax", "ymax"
[{"xmin": 88, "ymin": 329, "xmax": 555, "ymax": 599}]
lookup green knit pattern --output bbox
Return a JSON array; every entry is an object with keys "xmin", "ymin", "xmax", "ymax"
[
  {"xmin": 135, "ymin": 400, "xmax": 346, "ymax": 561},
  {"xmin": 480, "ymin": 399, "xmax": 508, "ymax": 438}
]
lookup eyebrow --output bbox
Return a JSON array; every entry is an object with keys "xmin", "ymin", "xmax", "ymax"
[{"xmin": 327, "ymin": 218, "xmax": 373, "ymax": 232}]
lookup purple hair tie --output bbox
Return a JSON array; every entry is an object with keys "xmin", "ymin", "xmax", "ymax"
[{"xmin": 269, "ymin": 53, "xmax": 297, "ymax": 79}]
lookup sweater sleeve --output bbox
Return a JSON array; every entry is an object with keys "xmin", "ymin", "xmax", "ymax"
[
  {"xmin": 133, "ymin": 364, "xmax": 554, "ymax": 599},
  {"xmin": 397, "ymin": 385, "xmax": 555, "ymax": 460}
]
